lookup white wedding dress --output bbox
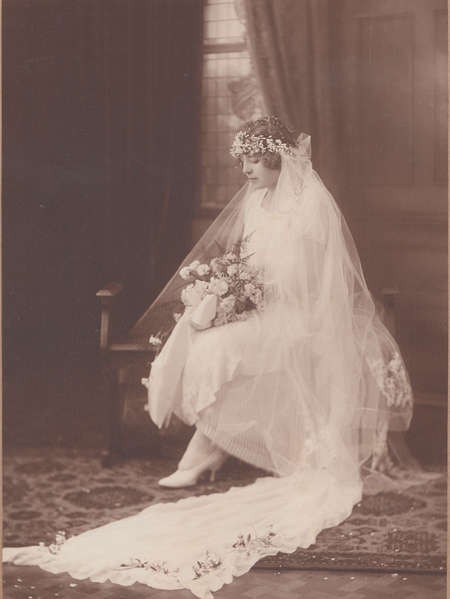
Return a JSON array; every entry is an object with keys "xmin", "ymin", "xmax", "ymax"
[
  {"xmin": 151, "ymin": 189, "xmax": 300, "ymax": 471},
  {"xmin": 3, "ymin": 143, "xmax": 415, "ymax": 598}
]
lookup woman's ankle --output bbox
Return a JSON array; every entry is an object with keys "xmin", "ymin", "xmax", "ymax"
[{"xmin": 178, "ymin": 431, "xmax": 226, "ymax": 470}]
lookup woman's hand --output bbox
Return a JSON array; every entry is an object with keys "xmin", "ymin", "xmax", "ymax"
[{"xmin": 190, "ymin": 294, "xmax": 218, "ymax": 331}]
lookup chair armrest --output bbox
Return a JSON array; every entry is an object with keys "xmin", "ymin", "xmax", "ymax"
[
  {"xmin": 96, "ymin": 282, "xmax": 124, "ymax": 299},
  {"xmin": 96, "ymin": 282, "xmax": 124, "ymax": 350}
]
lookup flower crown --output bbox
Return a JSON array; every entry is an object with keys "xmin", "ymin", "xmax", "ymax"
[{"xmin": 230, "ymin": 130, "xmax": 296, "ymax": 159}]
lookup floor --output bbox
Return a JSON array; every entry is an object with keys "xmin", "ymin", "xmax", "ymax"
[
  {"xmin": 3, "ymin": 565, "xmax": 446, "ymax": 599},
  {"xmin": 3, "ymin": 348, "xmax": 447, "ymax": 599}
]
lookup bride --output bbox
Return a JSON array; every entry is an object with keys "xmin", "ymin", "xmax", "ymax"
[{"xmin": 3, "ymin": 116, "xmax": 414, "ymax": 598}]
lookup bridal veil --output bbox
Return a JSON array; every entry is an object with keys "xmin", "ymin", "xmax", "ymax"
[{"xmin": 136, "ymin": 132, "xmax": 413, "ymax": 477}]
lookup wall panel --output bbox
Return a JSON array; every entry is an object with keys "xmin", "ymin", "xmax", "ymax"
[
  {"xmin": 433, "ymin": 9, "xmax": 448, "ymax": 184},
  {"xmin": 356, "ymin": 14, "xmax": 414, "ymax": 185}
]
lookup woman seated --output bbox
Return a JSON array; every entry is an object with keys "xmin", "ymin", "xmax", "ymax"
[{"xmin": 140, "ymin": 116, "xmax": 413, "ymax": 488}]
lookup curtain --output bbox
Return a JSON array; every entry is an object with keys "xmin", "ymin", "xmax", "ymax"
[
  {"xmin": 146, "ymin": 0, "xmax": 204, "ymax": 293},
  {"xmin": 243, "ymin": 0, "xmax": 341, "ymax": 192},
  {"xmin": 3, "ymin": 0, "xmax": 204, "ymax": 359},
  {"xmin": 101, "ymin": 0, "xmax": 204, "ymax": 330},
  {"xmin": 242, "ymin": 0, "xmax": 422, "ymax": 469}
]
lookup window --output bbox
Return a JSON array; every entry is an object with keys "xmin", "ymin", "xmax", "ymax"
[{"xmin": 200, "ymin": 0, "xmax": 264, "ymax": 212}]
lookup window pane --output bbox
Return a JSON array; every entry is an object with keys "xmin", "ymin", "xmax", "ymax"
[
  {"xmin": 203, "ymin": 0, "xmax": 245, "ymax": 44},
  {"xmin": 200, "ymin": 0, "xmax": 264, "ymax": 210}
]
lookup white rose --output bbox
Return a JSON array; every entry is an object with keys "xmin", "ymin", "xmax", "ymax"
[
  {"xmin": 194, "ymin": 279, "xmax": 209, "ymax": 293},
  {"xmin": 173, "ymin": 312, "xmax": 182, "ymax": 322},
  {"xmin": 208, "ymin": 277, "xmax": 229, "ymax": 297},
  {"xmin": 196, "ymin": 264, "xmax": 210, "ymax": 277},
  {"xmin": 181, "ymin": 282, "xmax": 207, "ymax": 307},
  {"xmin": 210, "ymin": 258, "xmax": 226, "ymax": 274},
  {"xmin": 218, "ymin": 280, "xmax": 229, "ymax": 296},
  {"xmin": 179, "ymin": 266, "xmax": 192, "ymax": 280},
  {"xmin": 181, "ymin": 285, "xmax": 193, "ymax": 306},
  {"xmin": 244, "ymin": 283, "xmax": 256, "ymax": 296},
  {"xmin": 227, "ymin": 264, "xmax": 238, "ymax": 276},
  {"xmin": 189, "ymin": 260, "xmax": 201, "ymax": 269},
  {"xmin": 149, "ymin": 335, "xmax": 162, "ymax": 346}
]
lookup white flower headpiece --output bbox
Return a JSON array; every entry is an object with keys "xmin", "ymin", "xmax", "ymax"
[{"xmin": 230, "ymin": 130, "xmax": 296, "ymax": 159}]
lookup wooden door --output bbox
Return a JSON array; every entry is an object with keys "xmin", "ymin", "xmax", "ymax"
[{"xmin": 335, "ymin": 0, "xmax": 447, "ymax": 405}]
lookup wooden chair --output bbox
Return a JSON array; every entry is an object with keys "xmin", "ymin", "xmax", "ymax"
[
  {"xmin": 96, "ymin": 282, "xmax": 400, "ymax": 466},
  {"xmin": 96, "ymin": 282, "xmax": 159, "ymax": 466}
]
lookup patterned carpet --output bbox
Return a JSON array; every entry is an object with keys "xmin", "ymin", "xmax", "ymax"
[
  {"xmin": 3, "ymin": 447, "xmax": 446, "ymax": 575},
  {"xmin": 4, "ymin": 565, "xmax": 446, "ymax": 599}
]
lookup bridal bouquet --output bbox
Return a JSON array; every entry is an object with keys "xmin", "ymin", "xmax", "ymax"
[
  {"xmin": 179, "ymin": 238, "xmax": 264, "ymax": 329},
  {"xmin": 148, "ymin": 238, "xmax": 264, "ymax": 351}
]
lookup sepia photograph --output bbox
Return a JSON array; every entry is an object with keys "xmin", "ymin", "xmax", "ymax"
[{"xmin": 2, "ymin": 1, "xmax": 447, "ymax": 598}]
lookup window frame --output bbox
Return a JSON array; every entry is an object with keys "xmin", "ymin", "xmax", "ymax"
[{"xmin": 197, "ymin": 3, "xmax": 250, "ymax": 217}]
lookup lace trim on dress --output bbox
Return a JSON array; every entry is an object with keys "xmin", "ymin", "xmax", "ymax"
[{"xmin": 368, "ymin": 352, "xmax": 413, "ymax": 408}]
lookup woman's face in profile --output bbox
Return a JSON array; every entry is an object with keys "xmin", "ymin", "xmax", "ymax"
[{"xmin": 241, "ymin": 154, "xmax": 280, "ymax": 190}]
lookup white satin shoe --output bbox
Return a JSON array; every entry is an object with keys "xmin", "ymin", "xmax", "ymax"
[{"xmin": 158, "ymin": 450, "xmax": 227, "ymax": 488}]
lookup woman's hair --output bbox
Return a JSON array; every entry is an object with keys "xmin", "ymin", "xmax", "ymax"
[{"xmin": 235, "ymin": 116, "xmax": 297, "ymax": 170}]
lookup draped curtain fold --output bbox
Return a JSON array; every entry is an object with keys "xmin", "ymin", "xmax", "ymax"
[
  {"xmin": 146, "ymin": 0, "xmax": 204, "ymax": 291},
  {"xmin": 3, "ymin": 0, "xmax": 204, "ymax": 353},
  {"xmin": 243, "ymin": 0, "xmax": 341, "ymax": 192},
  {"xmin": 103, "ymin": 0, "xmax": 204, "ymax": 330},
  {"xmin": 242, "ymin": 0, "xmax": 423, "ymax": 469}
]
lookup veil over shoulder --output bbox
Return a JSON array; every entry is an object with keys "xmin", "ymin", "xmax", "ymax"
[{"xmin": 3, "ymin": 134, "xmax": 418, "ymax": 598}]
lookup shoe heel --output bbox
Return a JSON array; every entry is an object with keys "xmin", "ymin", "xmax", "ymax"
[
  {"xmin": 159, "ymin": 450, "xmax": 227, "ymax": 488},
  {"xmin": 208, "ymin": 453, "xmax": 227, "ymax": 482}
]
